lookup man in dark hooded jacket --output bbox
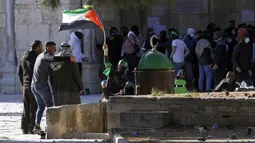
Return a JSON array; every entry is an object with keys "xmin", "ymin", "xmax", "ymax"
[
  {"xmin": 143, "ymin": 28, "xmax": 155, "ymax": 51},
  {"xmin": 157, "ymin": 30, "xmax": 169, "ymax": 54},
  {"xmin": 18, "ymin": 40, "xmax": 43, "ymax": 134},
  {"xmin": 106, "ymin": 27, "xmax": 122, "ymax": 69},
  {"xmin": 213, "ymin": 31, "xmax": 229, "ymax": 86},
  {"xmin": 232, "ymin": 28, "xmax": 253, "ymax": 82}
]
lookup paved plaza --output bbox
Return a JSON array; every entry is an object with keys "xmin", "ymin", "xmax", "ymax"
[{"xmin": 0, "ymin": 94, "xmax": 101, "ymax": 142}]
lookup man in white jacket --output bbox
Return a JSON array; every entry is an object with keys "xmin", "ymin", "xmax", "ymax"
[{"xmin": 68, "ymin": 31, "xmax": 88, "ymax": 76}]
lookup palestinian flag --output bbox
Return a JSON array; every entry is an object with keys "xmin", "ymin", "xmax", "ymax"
[{"xmin": 59, "ymin": 5, "xmax": 104, "ymax": 31}]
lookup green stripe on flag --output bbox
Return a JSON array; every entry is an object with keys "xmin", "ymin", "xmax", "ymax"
[{"xmin": 63, "ymin": 7, "xmax": 92, "ymax": 15}]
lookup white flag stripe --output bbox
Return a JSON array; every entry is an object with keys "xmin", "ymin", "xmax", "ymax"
[{"xmin": 62, "ymin": 13, "xmax": 89, "ymax": 23}]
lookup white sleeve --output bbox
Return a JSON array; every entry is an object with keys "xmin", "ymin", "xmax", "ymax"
[{"xmin": 172, "ymin": 40, "xmax": 177, "ymax": 47}]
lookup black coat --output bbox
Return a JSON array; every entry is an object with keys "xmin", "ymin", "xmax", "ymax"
[
  {"xmin": 214, "ymin": 39, "xmax": 229, "ymax": 69},
  {"xmin": 50, "ymin": 61, "xmax": 83, "ymax": 106},
  {"xmin": 18, "ymin": 50, "xmax": 38, "ymax": 87}
]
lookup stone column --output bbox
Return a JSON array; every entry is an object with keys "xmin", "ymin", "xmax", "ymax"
[
  {"xmin": 81, "ymin": 29, "xmax": 101, "ymax": 93},
  {"xmin": 0, "ymin": 0, "xmax": 16, "ymax": 94}
]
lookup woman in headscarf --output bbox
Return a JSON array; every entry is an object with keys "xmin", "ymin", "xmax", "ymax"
[
  {"xmin": 50, "ymin": 42, "xmax": 84, "ymax": 106},
  {"xmin": 121, "ymin": 31, "xmax": 139, "ymax": 82}
]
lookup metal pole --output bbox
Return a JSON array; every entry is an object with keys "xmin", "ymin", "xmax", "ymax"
[{"xmin": 6, "ymin": 0, "xmax": 15, "ymax": 66}]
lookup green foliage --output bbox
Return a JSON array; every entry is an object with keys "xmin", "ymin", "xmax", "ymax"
[
  {"xmin": 39, "ymin": 0, "xmax": 60, "ymax": 10},
  {"xmin": 40, "ymin": 0, "xmax": 176, "ymax": 9}
]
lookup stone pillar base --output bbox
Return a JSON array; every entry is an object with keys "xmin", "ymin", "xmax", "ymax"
[
  {"xmin": 82, "ymin": 63, "xmax": 101, "ymax": 93},
  {"xmin": 0, "ymin": 63, "xmax": 16, "ymax": 94}
]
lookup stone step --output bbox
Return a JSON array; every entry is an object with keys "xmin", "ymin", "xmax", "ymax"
[{"xmin": 120, "ymin": 111, "xmax": 171, "ymax": 129}]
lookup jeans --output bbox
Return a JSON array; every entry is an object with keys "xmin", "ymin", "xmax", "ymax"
[
  {"xmin": 31, "ymin": 83, "xmax": 53, "ymax": 125},
  {"xmin": 199, "ymin": 65, "xmax": 213, "ymax": 92},
  {"xmin": 173, "ymin": 62, "xmax": 184, "ymax": 78}
]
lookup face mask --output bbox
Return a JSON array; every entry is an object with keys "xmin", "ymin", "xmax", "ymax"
[
  {"xmin": 190, "ymin": 33, "xmax": 195, "ymax": 37},
  {"xmin": 227, "ymin": 38, "xmax": 232, "ymax": 43},
  {"xmin": 245, "ymin": 38, "xmax": 250, "ymax": 43}
]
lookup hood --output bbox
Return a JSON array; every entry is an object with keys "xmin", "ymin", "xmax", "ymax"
[
  {"xmin": 110, "ymin": 27, "xmax": 118, "ymax": 36},
  {"xmin": 70, "ymin": 32, "xmax": 80, "ymax": 41},
  {"xmin": 128, "ymin": 31, "xmax": 136, "ymax": 38},
  {"xmin": 187, "ymin": 28, "xmax": 196, "ymax": 35},
  {"xmin": 238, "ymin": 28, "xmax": 248, "ymax": 41}
]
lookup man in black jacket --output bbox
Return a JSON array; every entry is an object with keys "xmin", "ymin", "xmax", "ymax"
[
  {"xmin": 213, "ymin": 31, "xmax": 229, "ymax": 86},
  {"xmin": 18, "ymin": 40, "xmax": 43, "ymax": 134}
]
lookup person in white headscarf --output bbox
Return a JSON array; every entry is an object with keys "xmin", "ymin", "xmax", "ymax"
[
  {"xmin": 183, "ymin": 28, "xmax": 197, "ymax": 90},
  {"xmin": 68, "ymin": 31, "xmax": 88, "ymax": 76}
]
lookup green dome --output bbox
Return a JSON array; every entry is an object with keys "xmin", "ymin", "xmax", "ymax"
[{"xmin": 139, "ymin": 49, "xmax": 174, "ymax": 69}]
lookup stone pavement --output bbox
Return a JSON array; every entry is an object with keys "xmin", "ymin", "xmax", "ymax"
[{"xmin": 0, "ymin": 94, "xmax": 101, "ymax": 142}]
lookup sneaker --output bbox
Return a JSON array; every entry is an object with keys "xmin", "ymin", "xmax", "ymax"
[{"xmin": 33, "ymin": 125, "xmax": 42, "ymax": 135}]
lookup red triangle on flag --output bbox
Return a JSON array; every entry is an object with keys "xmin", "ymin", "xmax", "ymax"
[{"xmin": 84, "ymin": 9, "xmax": 104, "ymax": 30}]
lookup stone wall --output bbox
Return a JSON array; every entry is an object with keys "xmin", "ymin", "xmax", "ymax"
[
  {"xmin": 14, "ymin": 0, "xmax": 78, "ymax": 61},
  {"xmin": 107, "ymin": 94, "xmax": 255, "ymax": 132}
]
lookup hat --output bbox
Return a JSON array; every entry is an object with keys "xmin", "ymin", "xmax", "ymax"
[
  {"xmin": 226, "ymin": 72, "xmax": 235, "ymax": 79},
  {"xmin": 60, "ymin": 42, "xmax": 70, "ymax": 48},
  {"xmin": 213, "ymin": 31, "xmax": 223, "ymax": 40}
]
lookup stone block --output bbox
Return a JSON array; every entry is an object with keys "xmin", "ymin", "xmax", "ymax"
[
  {"xmin": 0, "ymin": 14, "xmax": 6, "ymax": 27},
  {"xmin": 15, "ymin": 9, "xmax": 42, "ymax": 24},
  {"xmin": 14, "ymin": 25, "xmax": 29, "ymax": 50},
  {"xmin": 107, "ymin": 113, "xmax": 121, "ymax": 129},
  {"xmin": 15, "ymin": 0, "xmax": 37, "ymax": 5},
  {"xmin": 47, "ymin": 103, "xmax": 107, "ymax": 139},
  {"xmin": 0, "ymin": 1, "xmax": 6, "ymax": 12},
  {"xmin": 41, "ymin": 8, "xmax": 63, "ymax": 24},
  {"xmin": 49, "ymin": 24, "xmax": 70, "ymax": 45},
  {"xmin": 120, "ymin": 111, "xmax": 171, "ymax": 129},
  {"xmin": 99, "ymin": 7, "xmax": 118, "ymax": 22},
  {"xmin": 46, "ymin": 107, "xmax": 62, "ymax": 139},
  {"xmin": 27, "ymin": 24, "xmax": 50, "ymax": 43},
  {"xmin": 217, "ymin": 106, "xmax": 237, "ymax": 113}
]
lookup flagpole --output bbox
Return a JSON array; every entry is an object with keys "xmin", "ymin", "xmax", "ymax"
[{"xmin": 103, "ymin": 29, "xmax": 106, "ymax": 44}]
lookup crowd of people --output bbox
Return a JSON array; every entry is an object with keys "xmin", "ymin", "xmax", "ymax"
[{"xmin": 102, "ymin": 20, "xmax": 255, "ymax": 94}]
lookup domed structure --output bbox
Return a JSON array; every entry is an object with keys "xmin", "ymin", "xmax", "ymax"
[{"xmin": 139, "ymin": 48, "xmax": 174, "ymax": 69}]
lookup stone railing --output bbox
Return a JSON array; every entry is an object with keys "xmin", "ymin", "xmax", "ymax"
[{"xmin": 47, "ymin": 92, "xmax": 255, "ymax": 139}]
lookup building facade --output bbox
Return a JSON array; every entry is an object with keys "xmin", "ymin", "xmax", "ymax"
[{"xmin": 0, "ymin": 0, "xmax": 255, "ymax": 94}]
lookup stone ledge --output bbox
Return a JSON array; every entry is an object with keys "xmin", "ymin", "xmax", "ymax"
[
  {"xmin": 107, "ymin": 93, "xmax": 255, "ymax": 130},
  {"xmin": 46, "ymin": 103, "xmax": 107, "ymax": 139}
]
